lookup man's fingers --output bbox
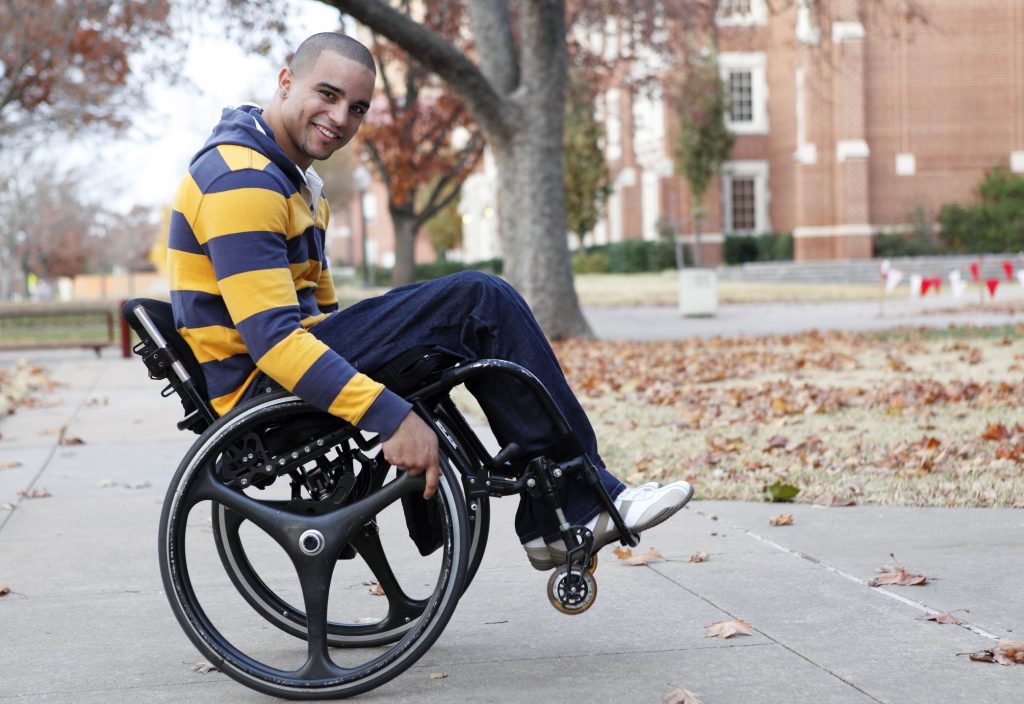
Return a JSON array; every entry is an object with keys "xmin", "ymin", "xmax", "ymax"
[{"xmin": 423, "ymin": 461, "xmax": 440, "ymax": 500}]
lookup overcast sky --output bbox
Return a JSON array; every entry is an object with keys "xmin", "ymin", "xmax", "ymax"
[{"xmin": 91, "ymin": 3, "xmax": 345, "ymax": 212}]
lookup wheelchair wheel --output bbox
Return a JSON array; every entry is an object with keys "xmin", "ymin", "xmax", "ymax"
[
  {"xmin": 211, "ymin": 402, "xmax": 491, "ymax": 648},
  {"xmin": 159, "ymin": 393, "xmax": 469, "ymax": 699}
]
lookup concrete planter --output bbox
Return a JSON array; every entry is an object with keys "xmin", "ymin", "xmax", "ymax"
[{"xmin": 678, "ymin": 268, "xmax": 718, "ymax": 317}]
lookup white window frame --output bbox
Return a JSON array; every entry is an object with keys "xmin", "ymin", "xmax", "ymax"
[
  {"xmin": 716, "ymin": 0, "xmax": 768, "ymax": 27},
  {"xmin": 721, "ymin": 160, "xmax": 771, "ymax": 235},
  {"xmin": 719, "ymin": 52, "xmax": 769, "ymax": 134}
]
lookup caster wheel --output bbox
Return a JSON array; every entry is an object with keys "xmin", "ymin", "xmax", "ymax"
[
  {"xmin": 587, "ymin": 553, "xmax": 598, "ymax": 575},
  {"xmin": 547, "ymin": 565, "xmax": 597, "ymax": 615}
]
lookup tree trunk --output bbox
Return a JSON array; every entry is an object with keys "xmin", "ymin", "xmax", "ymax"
[
  {"xmin": 390, "ymin": 208, "xmax": 419, "ymax": 287},
  {"xmin": 693, "ymin": 211, "xmax": 704, "ymax": 268},
  {"xmin": 497, "ymin": 0, "xmax": 590, "ymax": 339}
]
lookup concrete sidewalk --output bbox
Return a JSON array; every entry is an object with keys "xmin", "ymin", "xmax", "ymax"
[
  {"xmin": 585, "ymin": 290, "xmax": 1024, "ymax": 340},
  {"xmin": 1, "ymin": 348, "xmax": 1022, "ymax": 703}
]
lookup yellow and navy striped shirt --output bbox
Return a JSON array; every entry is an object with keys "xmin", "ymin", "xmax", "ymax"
[{"xmin": 168, "ymin": 105, "xmax": 410, "ymax": 437}]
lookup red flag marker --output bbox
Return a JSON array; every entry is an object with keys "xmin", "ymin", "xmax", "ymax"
[
  {"xmin": 970, "ymin": 262, "xmax": 980, "ymax": 281},
  {"xmin": 1003, "ymin": 260, "xmax": 1014, "ymax": 280},
  {"xmin": 986, "ymin": 278, "xmax": 1000, "ymax": 297}
]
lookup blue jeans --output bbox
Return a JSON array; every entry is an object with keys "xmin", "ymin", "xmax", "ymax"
[{"xmin": 261, "ymin": 271, "xmax": 624, "ymax": 542}]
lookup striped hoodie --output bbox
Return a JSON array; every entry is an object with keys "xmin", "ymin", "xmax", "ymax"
[{"xmin": 168, "ymin": 105, "xmax": 410, "ymax": 438}]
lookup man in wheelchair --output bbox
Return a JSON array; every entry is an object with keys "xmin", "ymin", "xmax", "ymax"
[{"xmin": 165, "ymin": 31, "xmax": 692, "ymax": 578}]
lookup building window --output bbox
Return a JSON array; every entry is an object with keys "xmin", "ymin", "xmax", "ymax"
[
  {"xmin": 728, "ymin": 71, "xmax": 753, "ymax": 123},
  {"xmin": 730, "ymin": 177, "xmax": 757, "ymax": 231},
  {"xmin": 719, "ymin": 53, "xmax": 768, "ymax": 134},
  {"xmin": 721, "ymin": 161, "xmax": 770, "ymax": 234},
  {"xmin": 717, "ymin": 0, "xmax": 767, "ymax": 26}
]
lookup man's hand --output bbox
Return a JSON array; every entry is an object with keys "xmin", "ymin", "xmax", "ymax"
[{"xmin": 381, "ymin": 411, "xmax": 440, "ymax": 499}]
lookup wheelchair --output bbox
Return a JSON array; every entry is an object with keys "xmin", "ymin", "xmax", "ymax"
[{"xmin": 122, "ymin": 298, "xmax": 639, "ymax": 700}]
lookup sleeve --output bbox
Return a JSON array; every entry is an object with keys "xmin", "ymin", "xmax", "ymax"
[{"xmin": 197, "ymin": 171, "xmax": 410, "ymax": 438}]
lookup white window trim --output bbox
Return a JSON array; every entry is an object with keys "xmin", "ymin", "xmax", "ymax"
[
  {"xmin": 719, "ymin": 52, "xmax": 769, "ymax": 135},
  {"xmin": 716, "ymin": 0, "xmax": 767, "ymax": 27},
  {"xmin": 721, "ymin": 160, "xmax": 771, "ymax": 235}
]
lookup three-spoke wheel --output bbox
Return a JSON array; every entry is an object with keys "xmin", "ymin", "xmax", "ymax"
[{"xmin": 159, "ymin": 393, "xmax": 470, "ymax": 699}]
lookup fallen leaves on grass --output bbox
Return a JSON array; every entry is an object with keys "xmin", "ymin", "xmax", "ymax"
[
  {"xmin": 663, "ymin": 687, "xmax": 704, "ymax": 704},
  {"xmin": 17, "ymin": 488, "xmax": 50, "ymax": 499},
  {"xmin": 621, "ymin": 548, "xmax": 664, "ymax": 566},
  {"xmin": 917, "ymin": 610, "xmax": 965, "ymax": 625},
  {"xmin": 814, "ymin": 493, "xmax": 856, "ymax": 507},
  {"xmin": 769, "ymin": 514, "xmax": 794, "ymax": 526},
  {"xmin": 868, "ymin": 554, "xmax": 928, "ymax": 587},
  {"xmin": 967, "ymin": 640, "xmax": 1024, "ymax": 665},
  {"xmin": 689, "ymin": 551, "xmax": 710, "ymax": 563},
  {"xmin": 704, "ymin": 619, "xmax": 753, "ymax": 639}
]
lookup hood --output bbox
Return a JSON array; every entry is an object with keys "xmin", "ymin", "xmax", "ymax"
[{"xmin": 193, "ymin": 105, "xmax": 304, "ymax": 188}]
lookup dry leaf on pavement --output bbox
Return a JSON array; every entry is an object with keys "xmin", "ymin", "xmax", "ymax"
[
  {"xmin": 368, "ymin": 582, "xmax": 386, "ymax": 596},
  {"xmin": 0, "ymin": 460, "xmax": 22, "ymax": 469},
  {"xmin": 916, "ymin": 611, "xmax": 964, "ymax": 625},
  {"xmin": 612, "ymin": 545, "xmax": 633, "ymax": 560},
  {"xmin": 663, "ymin": 687, "xmax": 704, "ymax": 704},
  {"xmin": 17, "ymin": 488, "xmax": 50, "ymax": 499},
  {"xmin": 704, "ymin": 619, "xmax": 753, "ymax": 639},
  {"xmin": 192, "ymin": 662, "xmax": 219, "ymax": 673},
  {"xmin": 622, "ymin": 548, "xmax": 664, "ymax": 566},
  {"xmin": 0, "ymin": 585, "xmax": 11, "ymax": 597},
  {"xmin": 689, "ymin": 551, "xmax": 710, "ymax": 563},
  {"xmin": 428, "ymin": 672, "xmax": 448, "ymax": 680},
  {"xmin": 868, "ymin": 554, "xmax": 927, "ymax": 586},
  {"xmin": 769, "ymin": 514, "xmax": 794, "ymax": 526},
  {"xmin": 968, "ymin": 640, "xmax": 1024, "ymax": 665}
]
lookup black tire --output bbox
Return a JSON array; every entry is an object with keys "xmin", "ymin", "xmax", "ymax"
[{"xmin": 159, "ymin": 393, "xmax": 469, "ymax": 699}]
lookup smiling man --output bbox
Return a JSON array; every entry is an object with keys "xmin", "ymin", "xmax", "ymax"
[{"xmin": 167, "ymin": 32, "xmax": 693, "ymax": 568}]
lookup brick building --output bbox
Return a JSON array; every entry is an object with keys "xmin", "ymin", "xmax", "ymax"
[{"xmin": 461, "ymin": 0, "xmax": 1024, "ymax": 266}]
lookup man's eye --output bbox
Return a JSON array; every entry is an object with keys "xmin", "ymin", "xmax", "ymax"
[{"xmin": 320, "ymin": 91, "xmax": 335, "ymax": 100}]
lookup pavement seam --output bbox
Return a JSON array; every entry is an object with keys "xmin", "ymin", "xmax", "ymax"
[
  {"xmin": 0, "ymin": 360, "xmax": 107, "ymax": 535},
  {"xmin": 645, "ymin": 564, "xmax": 888, "ymax": 704},
  {"xmin": 731, "ymin": 523, "xmax": 1002, "ymax": 642}
]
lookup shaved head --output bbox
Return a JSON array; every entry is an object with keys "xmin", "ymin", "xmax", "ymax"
[{"xmin": 289, "ymin": 32, "xmax": 376, "ymax": 77}]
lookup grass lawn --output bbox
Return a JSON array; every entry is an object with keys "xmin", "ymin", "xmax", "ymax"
[{"xmin": 574, "ymin": 271, "xmax": 883, "ymax": 307}]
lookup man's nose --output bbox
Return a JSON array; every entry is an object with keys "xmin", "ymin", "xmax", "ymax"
[{"xmin": 327, "ymin": 103, "xmax": 349, "ymax": 129}]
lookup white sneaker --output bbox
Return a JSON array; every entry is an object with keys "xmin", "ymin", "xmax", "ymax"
[{"xmin": 523, "ymin": 480, "xmax": 693, "ymax": 570}]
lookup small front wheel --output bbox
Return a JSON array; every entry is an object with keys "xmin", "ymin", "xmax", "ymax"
[{"xmin": 547, "ymin": 565, "xmax": 597, "ymax": 615}]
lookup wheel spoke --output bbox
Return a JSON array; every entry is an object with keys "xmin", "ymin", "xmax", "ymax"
[
  {"xmin": 294, "ymin": 557, "xmax": 346, "ymax": 678},
  {"xmin": 190, "ymin": 464, "xmax": 293, "ymax": 546},
  {"xmin": 350, "ymin": 523, "xmax": 427, "ymax": 628}
]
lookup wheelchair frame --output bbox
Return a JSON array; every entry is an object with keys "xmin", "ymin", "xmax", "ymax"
[{"xmin": 123, "ymin": 297, "xmax": 638, "ymax": 699}]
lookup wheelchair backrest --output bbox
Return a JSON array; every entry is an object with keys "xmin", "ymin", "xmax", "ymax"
[{"xmin": 122, "ymin": 298, "xmax": 217, "ymax": 434}]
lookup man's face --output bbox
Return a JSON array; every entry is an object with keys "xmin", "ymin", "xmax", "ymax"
[{"xmin": 276, "ymin": 52, "xmax": 375, "ymax": 168}]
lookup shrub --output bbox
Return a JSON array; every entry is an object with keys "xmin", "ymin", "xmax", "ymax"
[
  {"xmin": 573, "ymin": 251, "xmax": 611, "ymax": 274},
  {"xmin": 723, "ymin": 233, "xmax": 793, "ymax": 264},
  {"xmin": 937, "ymin": 166, "xmax": 1024, "ymax": 253}
]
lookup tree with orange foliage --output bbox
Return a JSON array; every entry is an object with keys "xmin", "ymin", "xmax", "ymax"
[
  {"xmin": 357, "ymin": 1, "xmax": 483, "ymax": 286},
  {"xmin": 0, "ymin": 0, "xmax": 176, "ymax": 149}
]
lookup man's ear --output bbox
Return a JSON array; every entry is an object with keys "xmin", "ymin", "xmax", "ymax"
[{"xmin": 278, "ymin": 67, "xmax": 293, "ymax": 97}]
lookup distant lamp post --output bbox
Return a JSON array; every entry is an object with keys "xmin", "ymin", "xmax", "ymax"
[{"xmin": 352, "ymin": 164, "xmax": 372, "ymax": 288}]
